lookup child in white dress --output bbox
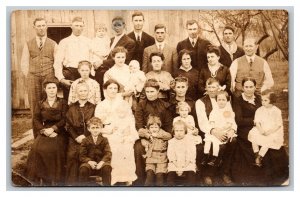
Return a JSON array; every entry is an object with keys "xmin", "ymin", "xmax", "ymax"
[
  {"xmin": 91, "ymin": 24, "xmax": 110, "ymax": 76},
  {"xmin": 100, "ymin": 102, "xmax": 139, "ymax": 185},
  {"xmin": 173, "ymin": 101, "xmax": 202, "ymax": 145},
  {"xmin": 248, "ymin": 90, "xmax": 284, "ymax": 167},
  {"xmin": 68, "ymin": 60, "xmax": 101, "ymax": 105},
  {"xmin": 167, "ymin": 120, "xmax": 196, "ymax": 186},
  {"xmin": 202, "ymin": 90, "xmax": 237, "ymax": 166}
]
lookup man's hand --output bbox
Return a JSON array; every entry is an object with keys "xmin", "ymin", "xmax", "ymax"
[
  {"xmin": 60, "ymin": 79, "xmax": 73, "ymax": 87},
  {"xmin": 75, "ymin": 135, "xmax": 86, "ymax": 144},
  {"xmin": 93, "ymin": 60, "xmax": 103, "ymax": 70},
  {"xmin": 96, "ymin": 161, "xmax": 105, "ymax": 170},
  {"xmin": 88, "ymin": 161, "xmax": 98, "ymax": 169}
]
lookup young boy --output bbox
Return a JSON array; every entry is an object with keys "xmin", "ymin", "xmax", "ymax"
[
  {"xmin": 68, "ymin": 60, "xmax": 101, "ymax": 105},
  {"xmin": 167, "ymin": 120, "xmax": 196, "ymax": 186},
  {"xmin": 139, "ymin": 115, "xmax": 172, "ymax": 186},
  {"xmin": 78, "ymin": 117, "xmax": 112, "ymax": 186}
]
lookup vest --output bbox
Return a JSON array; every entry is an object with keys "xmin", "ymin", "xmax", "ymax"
[
  {"xmin": 28, "ymin": 37, "xmax": 56, "ymax": 76},
  {"xmin": 200, "ymin": 95, "xmax": 213, "ymax": 119},
  {"xmin": 235, "ymin": 55, "xmax": 265, "ymax": 93}
]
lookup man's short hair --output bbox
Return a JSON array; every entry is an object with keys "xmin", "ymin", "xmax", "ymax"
[
  {"xmin": 33, "ymin": 17, "xmax": 46, "ymax": 26},
  {"xmin": 87, "ymin": 117, "xmax": 104, "ymax": 128},
  {"xmin": 112, "ymin": 16, "xmax": 125, "ymax": 24},
  {"xmin": 72, "ymin": 16, "xmax": 84, "ymax": 24},
  {"xmin": 186, "ymin": 19, "xmax": 199, "ymax": 28},
  {"xmin": 154, "ymin": 24, "xmax": 166, "ymax": 32},
  {"xmin": 223, "ymin": 25, "xmax": 235, "ymax": 34},
  {"xmin": 132, "ymin": 11, "xmax": 144, "ymax": 20}
]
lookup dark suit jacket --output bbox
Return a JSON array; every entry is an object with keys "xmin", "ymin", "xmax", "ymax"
[
  {"xmin": 127, "ymin": 31, "xmax": 155, "ymax": 66},
  {"xmin": 142, "ymin": 43, "xmax": 178, "ymax": 76},
  {"xmin": 219, "ymin": 44, "xmax": 245, "ymax": 67},
  {"xmin": 79, "ymin": 135, "xmax": 112, "ymax": 165},
  {"xmin": 102, "ymin": 34, "xmax": 136, "ymax": 70},
  {"xmin": 177, "ymin": 37, "xmax": 211, "ymax": 71}
]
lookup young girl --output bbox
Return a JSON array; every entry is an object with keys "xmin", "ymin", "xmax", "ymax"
[
  {"xmin": 68, "ymin": 60, "xmax": 101, "ymax": 105},
  {"xmin": 125, "ymin": 60, "xmax": 147, "ymax": 108},
  {"xmin": 202, "ymin": 90, "xmax": 237, "ymax": 166},
  {"xmin": 91, "ymin": 24, "xmax": 111, "ymax": 76},
  {"xmin": 103, "ymin": 46, "xmax": 133, "ymax": 101},
  {"xmin": 173, "ymin": 101, "xmax": 202, "ymax": 145},
  {"xmin": 248, "ymin": 90, "xmax": 284, "ymax": 167},
  {"xmin": 138, "ymin": 115, "xmax": 172, "ymax": 186},
  {"xmin": 101, "ymin": 102, "xmax": 139, "ymax": 185},
  {"xmin": 167, "ymin": 120, "xmax": 196, "ymax": 186},
  {"xmin": 145, "ymin": 52, "xmax": 174, "ymax": 100}
]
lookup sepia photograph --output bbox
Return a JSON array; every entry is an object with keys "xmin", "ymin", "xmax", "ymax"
[{"xmin": 10, "ymin": 9, "xmax": 289, "ymax": 187}]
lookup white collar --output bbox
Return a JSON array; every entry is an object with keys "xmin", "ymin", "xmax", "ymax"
[
  {"xmin": 134, "ymin": 31, "xmax": 142, "ymax": 39},
  {"xmin": 242, "ymin": 93, "xmax": 256, "ymax": 105},
  {"xmin": 245, "ymin": 55, "xmax": 256, "ymax": 63},
  {"xmin": 188, "ymin": 37, "xmax": 198, "ymax": 43},
  {"xmin": 155, "ymin": 41, "xmax": 165, "ymax": 48},
  {"xmin": 115, "ymin": 32, "xmax": 125, "ymax": 40}
]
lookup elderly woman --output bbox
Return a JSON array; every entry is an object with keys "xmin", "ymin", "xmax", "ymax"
[
  {"xmin": 198, "ymin": 46, "xmax": 231, "ymax": 97},
  {"xmin": 231, "ymin": 77, "xmax": 288, "ymax": 185},
  {"xmin": 65, "ymin": 80, "xmax": 96, "ymax": 186},
  {"xmin": 95, "ymin": 79, "xmax": 139, "ymax": 185},
  {"xmin": 26, "ymin": 77, "xmax": 68, "ymax": 186}
]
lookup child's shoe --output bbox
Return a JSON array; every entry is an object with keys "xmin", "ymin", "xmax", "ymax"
[
  {"xmin": 254, "ymin": 153, "xmax": 263, "ymax": 167},
  {"xmin": 200, "ymin": 154, "xmax": 210, "ymax": 165}
]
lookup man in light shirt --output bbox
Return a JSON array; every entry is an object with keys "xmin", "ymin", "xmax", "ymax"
[
  {"xmin": 21, "ymin": 17, "xmax": 57, "ymax": 123},
  {"xmin": 142, "ymin": 24, "xmax": 178, "ymax": 76},
  {"xmin": 53, "ymin": 16, "xmax": 92, "ymax": 99},
  {"xmin": 230, "ymin": 38, "xmax": 274, "ymax": 97}
]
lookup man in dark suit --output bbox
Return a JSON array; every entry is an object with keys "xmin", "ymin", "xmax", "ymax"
[
  {"xmin": 219, "ymin": 25, "xmax": 244, "ymax": 67},
  {"xmin": 127, "ymin": 11, "xmax": 155, "ymax": 66},
  {"xmin": 94, "ymin": 16, "xmax": 136, "ymax": 98},
  {"xmin": 177, "ymin": 20, "xmax": 211, "ymax": 72},
  {"xmin": 142, "ymin": 24, "xmax": 178, "ymax": 76}
]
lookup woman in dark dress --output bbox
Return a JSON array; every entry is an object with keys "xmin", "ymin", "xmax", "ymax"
[
  {"xmin": 65, "ymin": 80, "xmax": 96, "ymax": 186},
  {"xmin": 198, "ymin": 46, "xmax": 231, "ymax": 97},
  {"xmin": 26, "ymin": 77, "xmax": 68, "ymax": 186},
  {"xmin": 232, "ymin": 77, "xmax": 288, "ymax": 186}
]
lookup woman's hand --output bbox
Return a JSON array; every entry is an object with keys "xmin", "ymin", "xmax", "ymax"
[
  {"xmin": 43, "ymin": 128, "xmax": 54, "ymax": 137},
  {"xmin": 88, "ymin": 161, "xmax": 98, "ymax": 169},
  {"xmin": 211, "ymin": 128, "xmax": 227, "ymax": 142},
  {"xmin": 49, "ymin": 132, "xmax": 58, "ymax": 138},
  {"xmin": 75, "ymin": 135, "xmax": 86, "ymax": 144}
]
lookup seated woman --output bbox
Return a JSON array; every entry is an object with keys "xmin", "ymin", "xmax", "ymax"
[
  {"xmin": 198, "ymin": 46, "xmax": 231, "ymax": 97},
  {"xmin": 26, "ymin": 77, "xmax": 68, "ymax": 186},
  {"xmin": 95, "ymin": 79, "xmax": 139, "ymax": 185},
  {"xmin": 65, "ymin": 81, "xmax": 96, "ymax": 186},
  {"xmin": 232, "ymin": 77, "xmax": 288, "ymax": 186}
]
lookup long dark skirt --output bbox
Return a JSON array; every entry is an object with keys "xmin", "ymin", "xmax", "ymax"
[
  {"xmin": 231, "ymin": 136, "xmax": 289, "ymax": 186},
  {"xmin": 26, "ymin": 134, "xmax": 66, "ymax": 186}
]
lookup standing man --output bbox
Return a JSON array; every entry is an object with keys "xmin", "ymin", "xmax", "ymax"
[
  {"xmin": 177, "ymin": 20, "xmax": 211, "ymax": 72},
  {"xmin": 142, "ymin": 24, "xmax": 178, "ymax": 76},
  {"xmin": 219, "ymin": 25, "xmax": 244, "ymax": 67},
  {"xmin": 94, "ymin": 16, "xmax": 135, "ymax": 98},
  {"xmin": 230, "ymin": 38, "xmax": 274, "ymax": 96},
  {"xmin": 21, "ymin": 17, "xmax": 57, "ymax": 137},
  {"xmin": 128, "ymin": 11, "xmax": 155, "ymax": 66},
  {"xmin": 53, "ymin": 16, "xmax": 92, "ymax": 100}
]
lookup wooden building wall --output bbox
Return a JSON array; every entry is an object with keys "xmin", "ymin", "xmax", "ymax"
[{"xmin": 11, "ymin": 10, "xmax": 217, "ymax": 110}]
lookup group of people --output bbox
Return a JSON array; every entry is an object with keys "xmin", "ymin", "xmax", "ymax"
[{"xmin": 21, "ymin": 11, "xmax": 288, "ymax": 187}]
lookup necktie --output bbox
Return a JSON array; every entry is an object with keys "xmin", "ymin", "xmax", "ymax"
[
  {"xmin": 249, "ymin": 58, "xmax": 253, "ymax": 71},
  {"xmin": 39, "ymin": 37, "xmax": 43, "ymax": 50},
  {"xmin": 192, "ymin": 40, "xmax": 195, "ymax": 47},
  {"xmin": 137, "ymin": 35, "xmax": 141, "ymax": 42},
  {"xmin": 158, "ymin": 44, "xmax": 162, "ymax": 52}
]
